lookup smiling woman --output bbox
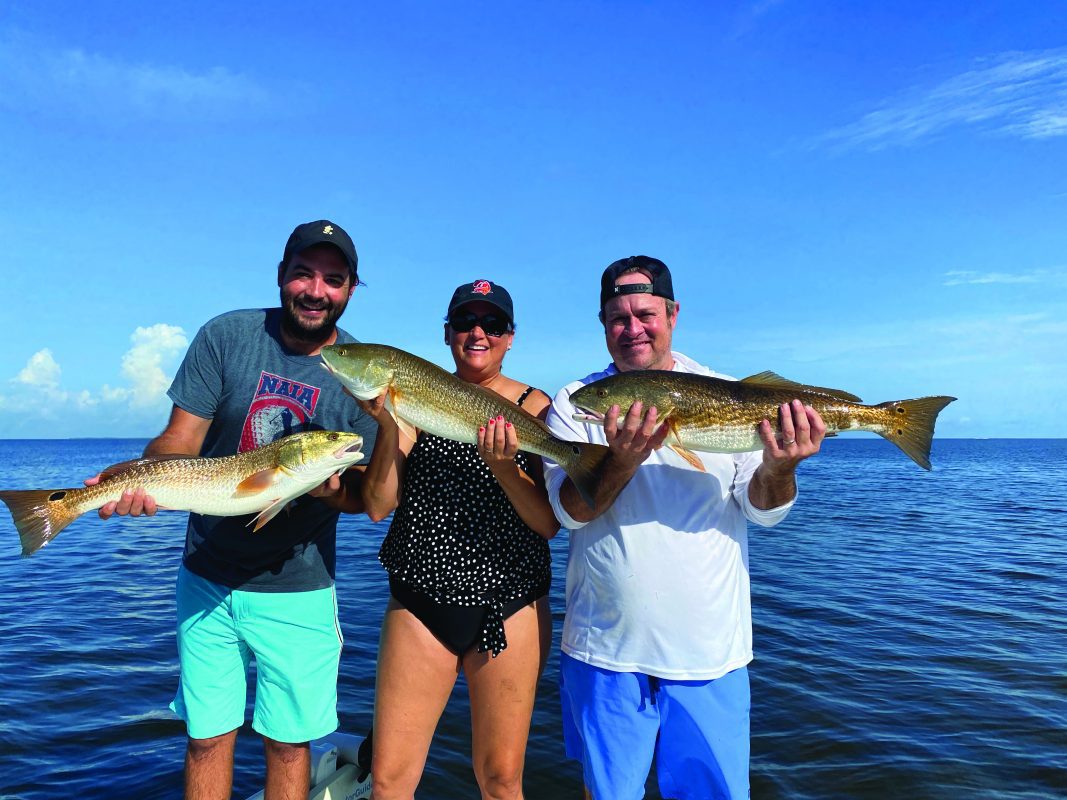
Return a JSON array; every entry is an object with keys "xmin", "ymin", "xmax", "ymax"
[{"xmin": 354, "ymin": 279, "xmax": 558, "ymax": 800}]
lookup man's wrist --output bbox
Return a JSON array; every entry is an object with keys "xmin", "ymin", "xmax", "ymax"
[{"xmin": 759, "ymin": 460, "xmax": 797, "ymax": 482}]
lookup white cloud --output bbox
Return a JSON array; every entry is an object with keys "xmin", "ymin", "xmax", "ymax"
[
  {"xmin": 944, "ymin": 270, "xmax": 1037, "ymax": 286},
  {"xmin": 817, "ymin": 48, "xmax": 1067, "ymax": 150},
  {"xmin": 99, "ymin": 385, "xmax": 130, "ymax": 403},
  {"xmin": 120, "ymin": 324, "xmax": 189, "ymax": 408},
  {"xmin": 15, "ymin": 349, "xmax": 63, "ymax": 390},
  {"xmin": 0, "ymin": 29, "xmax": 270, "ymax": 120},
  {"xmin": 942, "ymin": 268, "xmax": 1066, "ymax": 286},
  {"xmin": 3, "ymin": 324, "xmax": 187, "ymax": 428},
  {"xmin": 728, "ymin": 0, "xmax": 787, "ymax": 41},
  {"xmin": 724, "ymin": 308, "xmax": 1064, "ymax": 376}
]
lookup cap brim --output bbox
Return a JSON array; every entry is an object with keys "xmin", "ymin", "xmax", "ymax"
[{"xmin": 448, "ymin": 297, "xmax": 512, "ymax": 321}]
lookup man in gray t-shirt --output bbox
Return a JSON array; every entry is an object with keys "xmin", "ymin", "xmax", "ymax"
[{"xmin": 95, "ymin": 220, "xmax": 376, "ymax": 797}]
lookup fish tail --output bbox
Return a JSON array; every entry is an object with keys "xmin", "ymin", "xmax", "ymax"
[
  {"xmin": 874, "ymin": 396, "xmax": 956, "ymax": 470},
  {"xmin": 562, "ymin": 442, "xmax": 611, "ymax": 509},
  {"xmin": 0, "ymin": 489, "xmax": 82, "ymax": 556}
]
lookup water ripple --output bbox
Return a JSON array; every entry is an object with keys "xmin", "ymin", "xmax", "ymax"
[{"xmin": 1, "ymin": 438, "xmax": 1065, "ymax": 798}]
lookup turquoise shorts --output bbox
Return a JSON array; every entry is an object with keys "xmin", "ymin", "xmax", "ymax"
[
  {"xmin": 560, "ymin": 653, "xmax": 751, "ymax": 800},
  {"xmin": 170, "ymin": 565, "xmax": 343, "ymax": 743}
]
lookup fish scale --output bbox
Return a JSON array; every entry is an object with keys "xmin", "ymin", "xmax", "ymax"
[{"xmin": 669, "ymin": 389, "xmax": 873, "ymax": 451}]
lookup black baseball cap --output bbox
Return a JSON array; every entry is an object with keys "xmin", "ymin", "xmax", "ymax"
[
  {"xmin": 599, "ymin": 255, "xmax": 674, "ymax": 308},
  {"xmin": 446, "ymin": 279, "xmax": 515, "ymax": 323},
  {"xmin": 282, "ymin": 220, "xmax": 358, "ymax": 280}
]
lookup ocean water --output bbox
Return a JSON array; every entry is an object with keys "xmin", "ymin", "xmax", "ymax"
[{"xmin": 0, "ymin": 438, "xmax": 1064, "ymax": 799}]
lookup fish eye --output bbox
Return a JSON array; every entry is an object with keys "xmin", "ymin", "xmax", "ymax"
[
  {"xmin": 327, "ymin": 432, "xmax": 339, "ymax": 441},
  {"xmin": 597, "ymin": 388, "xmax": 607, "ymax": 397}
]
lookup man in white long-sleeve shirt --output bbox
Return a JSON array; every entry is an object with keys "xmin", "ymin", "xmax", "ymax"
[{"xmin": 544, "ymin": 255, "xmax": 824, "ymax": 800}]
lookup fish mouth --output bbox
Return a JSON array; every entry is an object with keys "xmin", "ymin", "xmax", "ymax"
[
  {"xmin": 333, "ymin": 441, "xmax": 365, "ymax": 458},
  {"xmin": 571, "ymin": 405, "xmax": 605, "ymax": 424}
]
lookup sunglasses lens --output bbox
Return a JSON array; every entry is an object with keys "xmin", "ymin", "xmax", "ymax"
[
  {"xmin": 449, "ymin": 312, "xmax": 477, "ymax": 333},
  {"xmin": 480, "ymin": 315, "xmax": 508, "ymax": 336},
  {"xmin": 449, "ymin": 312, "xmax": 510, "ymax": 337}
]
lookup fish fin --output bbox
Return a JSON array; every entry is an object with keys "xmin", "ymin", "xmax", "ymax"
[
  {"xmin": 234, "ymin": 468, "xmax": 284, "ymax": 497},
  {"xmin": 740, "ymin": 371, "xmax": 863, "ymax": 403},
  {"xmin": 560, "ymin": 442, "xmax": 611, "ymax": 509},
  {"xmin": 395, "ymin": 417, "xmax": 417, "ymax": 446},
  {"xmin": 0, "ymin": 489, "xmax": 82, "ymax": 556},
  {"xmin": 669, "ymin": 444, "xmax": 706, "ymax": 472},
  {"xmin": 250, "ymin": 497, "xmax": 290, "ymax": 532},
  {"xmin": 660, "ymin": 416, "xmax": 705, "ymax": 472},
  {"xmin": 874, "ymin": 396, "xmax": 956, "ymax": 470},
  {"xmin": 385, "ymin": 387, "xmax": 418, "ymax": 445}
]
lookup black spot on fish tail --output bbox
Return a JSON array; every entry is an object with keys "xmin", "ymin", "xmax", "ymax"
[
  {"xmin": 0, "ymin": 489, "xmax": 83, "ymax": 556},
  {"xmin": 875, "ymin": 396, "xmax": 956, "ymax": 470}
]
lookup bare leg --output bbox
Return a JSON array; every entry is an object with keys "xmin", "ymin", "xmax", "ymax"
[
  {"xmin": 370, "ymin": 598, "xmax": 462, "ymax": 800},
  {"xmin": 465, "ymin": 597, "xmax": 552, "ymax": 800},
  {"xmin": 184, "ymin": 729, "xmax": 238, "ymax": 800},
  {"xmin": 264, "ymin": 738, "xmax": 310, "ymax": 800}
]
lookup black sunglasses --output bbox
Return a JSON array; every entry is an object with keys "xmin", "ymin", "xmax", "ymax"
[{"xmin": 448, "ymin": 311, "xmax": 513, "ymax": 337}]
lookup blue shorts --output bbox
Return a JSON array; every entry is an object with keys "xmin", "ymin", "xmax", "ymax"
[
  {"xmin": 559, "ymin": 653, "xmax": 750, "ymax": 800},
  {"xmin": 170, "ymin": 565, "xmax": 343, "ymax": 743}
]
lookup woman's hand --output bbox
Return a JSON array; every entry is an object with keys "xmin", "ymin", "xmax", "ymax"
[
  {"xmin": 358, "ymin": 393, "xmax": 396, "ymax": 429},
  {"xmin": 477, "ymin": 415, "xmax": 519, "ymax": 467}
]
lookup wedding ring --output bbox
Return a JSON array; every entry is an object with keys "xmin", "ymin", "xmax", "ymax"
[{"xmin": 783, "ymin": 438, "xmax": 796, "ymax": 445}]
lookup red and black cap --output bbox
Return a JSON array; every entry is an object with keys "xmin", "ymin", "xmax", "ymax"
[
  {"xmin": 446, "ymin": 279, "xmax": 515, "ymax": 323},
  {"xmin": 282, "ymin": 220, "xmax": 358, "ymax": 281},
  {"xmin": 600, "ymin": 255, "xmax": 674, "ymax": 308}
]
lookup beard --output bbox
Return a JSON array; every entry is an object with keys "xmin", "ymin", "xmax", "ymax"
[{"xmin": 280, "ymin": 289, "xmax": 349, "ymax": 343}]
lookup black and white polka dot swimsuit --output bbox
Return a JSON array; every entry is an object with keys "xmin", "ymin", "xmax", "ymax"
[{"xmin": 379, "ymin": 387, "xmax": 552, "ymax": 656}]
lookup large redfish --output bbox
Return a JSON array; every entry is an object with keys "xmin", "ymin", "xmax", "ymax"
[
  {"xmin": 320, "ymin": 343, "xmax": 608, "ymax": 507},
  {"xmin": 0, "ymin": 430, "xmax": 365, "ymax": 556},
  {"xmin": 569, "ymin": 370, "xmax": 955, "ymax": 470}
]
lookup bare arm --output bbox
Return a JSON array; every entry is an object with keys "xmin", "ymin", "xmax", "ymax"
[
  {"xmin": 748, "ymin": 399, "xmax": 825, "ymax": 510},
  {"xmin": 358, "ymin": 395, "xmax": 415, "ymax": 523},
  {"xmin": 558, "ymin": 401, "xmax": 670, "ymax": 524},
  {"xmin": 477, "ymin": 391, "xmax": 560, "ymax": 539},
  {"xmin": 93, "ymin": 405, "xmax": 212, "ymax": 518}
]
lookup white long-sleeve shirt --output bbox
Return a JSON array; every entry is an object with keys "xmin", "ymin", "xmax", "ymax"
[{"xmin": 544, "ymin": 352, "xmax": 795, "ymax": 680}]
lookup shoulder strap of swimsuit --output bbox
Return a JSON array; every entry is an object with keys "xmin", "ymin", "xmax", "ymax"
[{"xmin": 516, "ymin": 386, "xmax": 538, "ymax": 407}]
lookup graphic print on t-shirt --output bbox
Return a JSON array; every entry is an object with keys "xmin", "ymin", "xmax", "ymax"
[{"xmin": 240, "ymin": 371, "xmax": 321, "ymax": 453}]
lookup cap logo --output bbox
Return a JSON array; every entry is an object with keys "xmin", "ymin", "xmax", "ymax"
[
  {"xmin": 472, "ymin": 280, "xmax": 492, "ymax": 296},
  {"xmin": 322, "ymin": 225, "xmax": 334, "ymax": 235}
]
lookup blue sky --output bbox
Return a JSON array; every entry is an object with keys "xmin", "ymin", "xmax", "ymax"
[{"xmin": 1, "ymin": 1, "xmax": 1064, "ymax": 439}]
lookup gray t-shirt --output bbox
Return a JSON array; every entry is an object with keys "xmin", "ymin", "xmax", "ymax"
[{"xmin": 168, "ymin": 308, "xmax": 376, "ymax": 592}]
